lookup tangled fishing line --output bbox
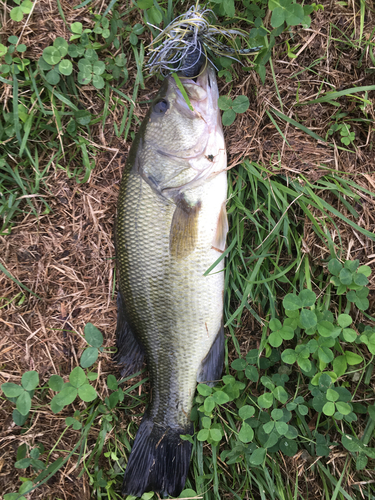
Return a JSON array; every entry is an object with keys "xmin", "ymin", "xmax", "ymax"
[{"xmin": 146, "ymin": 3, "xmax": 262, "ymax": 77}]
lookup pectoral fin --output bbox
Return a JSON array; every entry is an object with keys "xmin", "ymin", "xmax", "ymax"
[
  {"xmin": 169, "ymin": 196, "xmax": 201, "ymax": 260},
  {"xmin": 212, "ymin": 202, "xmax": 228, "ymax": 252}
]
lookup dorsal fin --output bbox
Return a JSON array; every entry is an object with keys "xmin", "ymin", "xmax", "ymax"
[{"xmin": 113, "ymin": 291, "xmax": 144, "ymax": 377}]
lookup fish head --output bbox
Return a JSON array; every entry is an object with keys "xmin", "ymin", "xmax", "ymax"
[{"xmin": 140, "ymin": 63, "xmax": 226, "ymax": 191}]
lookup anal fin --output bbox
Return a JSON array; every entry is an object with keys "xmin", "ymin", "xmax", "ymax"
[
  {"xmin": 113, "ymin": 291, "xmax": 144, "ymax": 377},
  {"xmin": 197, "ymin": 320, "xmax": 224, "ymax": 386}
]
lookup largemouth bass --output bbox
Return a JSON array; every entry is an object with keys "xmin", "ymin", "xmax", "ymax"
[{"xmin": 115, "ymin": 63, "xmax": 227, "ymax": 498}]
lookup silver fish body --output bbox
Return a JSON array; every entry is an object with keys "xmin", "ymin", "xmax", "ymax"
[{"xmin": 115, "ymin": 64, "xmax": 227, "ymax": 497}]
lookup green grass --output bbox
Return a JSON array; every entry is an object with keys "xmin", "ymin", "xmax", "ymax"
[{"xmin": 1, "ymin": 0, "xmax": 375, "ymax": 499}]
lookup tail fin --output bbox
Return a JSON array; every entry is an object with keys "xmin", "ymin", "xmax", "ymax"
[{"xmin": 122, "ymin": 414, "xmax": 193, "ymax": 498}]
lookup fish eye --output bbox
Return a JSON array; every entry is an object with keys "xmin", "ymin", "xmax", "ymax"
[{"xmin": 154, "ymin": 99, "xmax": 169, "ymax": 114}]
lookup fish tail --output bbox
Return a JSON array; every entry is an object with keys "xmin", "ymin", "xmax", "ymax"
[{"xmin": 122, "ymin": 414, "xmax": 193, "ymax": 498}]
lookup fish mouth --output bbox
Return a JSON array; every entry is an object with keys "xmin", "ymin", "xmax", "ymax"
[
  {"xmin": 153, "ymin": 63, "xmax": 225, "ymax": 180},
  {"xmin": 156, "ymin": 64, "xmax": 220, "ymax": 163},
  {"xmin": 173, "ymin": 63, "xmax": 220, "ymax": 125}
]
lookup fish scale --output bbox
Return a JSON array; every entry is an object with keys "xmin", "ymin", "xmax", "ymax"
[{"xmin": 115, "ymin": 63, "xmax": 227, "ymax": 497}]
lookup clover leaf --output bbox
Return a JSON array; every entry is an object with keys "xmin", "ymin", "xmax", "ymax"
[
  {"xmin": 1, "ymin": 371, "xmax": 39, "ymax": 421},
  {"xmin": 218, "ymin": 95, "xmax": 249, "ymax": 126}
]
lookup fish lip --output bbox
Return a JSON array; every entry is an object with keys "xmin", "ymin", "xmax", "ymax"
[
  {"xmin": 195, "ymin": 63, "xmax": 215, "ymax": 93},
  {"xmin": 170, "ymin": 63, "xmax": 219, "ymax": 120}
]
